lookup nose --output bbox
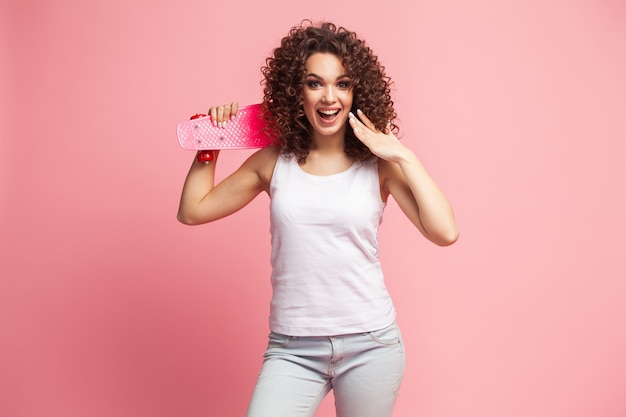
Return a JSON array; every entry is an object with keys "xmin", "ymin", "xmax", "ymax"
[{"xmin": 322, "ymin": 85, "xmax": 336, "ymax": 103}]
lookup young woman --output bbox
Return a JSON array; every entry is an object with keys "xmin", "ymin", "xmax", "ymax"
[{"xmin": 178, "ymin": 21, "xmax": 458, "ymax": 417}]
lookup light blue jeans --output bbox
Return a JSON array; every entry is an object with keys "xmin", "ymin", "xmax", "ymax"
[{"xmin": 246, "ymin": 322, "xmax": 405, "ymax": 417}]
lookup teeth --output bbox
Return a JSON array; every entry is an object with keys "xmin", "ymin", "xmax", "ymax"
[{"xmin": 319, "ymin": 109, "xmax": 339, "ymax": 115}]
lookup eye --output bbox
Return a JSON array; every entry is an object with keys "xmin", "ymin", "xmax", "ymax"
[
  {"xmin": 337, "ymin": 80, "xmax": 351, "ymax": 89},
  {"xmin": 306, "ymin": 80, "xmax": 322, "ymax": 89}
]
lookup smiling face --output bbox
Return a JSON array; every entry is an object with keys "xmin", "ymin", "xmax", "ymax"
[{"xmin": 302, "ymin": 52, "xmax": 354, "ymax": 142}]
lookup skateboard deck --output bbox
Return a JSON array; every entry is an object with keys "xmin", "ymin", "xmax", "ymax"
[{"xmin": 177, "ymin": 103, "xmax": 273, "ymax": 151}]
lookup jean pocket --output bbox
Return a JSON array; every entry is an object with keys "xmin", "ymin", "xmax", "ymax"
[
  {"xmin": 267, "ymin": 332, "xmax": 293, "ymax": 348},
  {"xmin": 368, "ymin": 322, "xmax": 401, "ymax": 345}
]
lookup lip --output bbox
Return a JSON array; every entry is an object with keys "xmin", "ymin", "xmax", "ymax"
[{"xmin": 316, "ymin": 108, "xmax": 342, "ymax": 125}]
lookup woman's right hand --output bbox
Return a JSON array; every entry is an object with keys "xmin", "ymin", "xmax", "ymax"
[
  {"xmin": 209, "ymin": 101, "xmax": 239, "ymax": 128},
  {"xmin": 179, "ymin": 99, "xmax": 278, "ymax": 225}
]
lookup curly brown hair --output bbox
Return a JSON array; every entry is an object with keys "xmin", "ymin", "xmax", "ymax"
[{"xmin": 261, "ymin": 20, "xmax": 397, "ymax": 163}]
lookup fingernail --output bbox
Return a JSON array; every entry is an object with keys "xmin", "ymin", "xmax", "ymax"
[{"xmin": 357, "ymin": 109, "xmax": 363, "ymax": 115}]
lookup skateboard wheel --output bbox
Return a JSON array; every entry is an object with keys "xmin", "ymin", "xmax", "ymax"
[
  {"xmin": 190, "ymin": 113, "xmax": 206, "ymax": 120},
  {"xmin": 197, "ymin": 150, "xmax": 215, "ymax": 163}
]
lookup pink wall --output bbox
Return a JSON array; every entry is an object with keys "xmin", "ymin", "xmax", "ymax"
[{"xmin": 2, "ymin": 1, "xmax": 625, "ymax": 416}]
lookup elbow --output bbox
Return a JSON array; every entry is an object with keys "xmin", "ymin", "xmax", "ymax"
[
  {"xmin": 177, "ymin": 214, "xmax": 193, "ymax": 225},
  {"xmin": 177, "ymin": 208, "xmax": 217, "ymax": 226},
  {"xmin": 438, "ymin": 232, "xmax": 459, "ymax": 246},
  {"xmin": 433, "ymin": 228, "xmax": 460, "ymax": 247},
  {"xmin": 177, "ymin": 211, "xmax": 200, "ymax": 226}
]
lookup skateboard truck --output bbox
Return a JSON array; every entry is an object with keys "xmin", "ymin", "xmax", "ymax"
[{"xmin": 189, "ymin": 113, "xmax": 215, "ymax": 164}]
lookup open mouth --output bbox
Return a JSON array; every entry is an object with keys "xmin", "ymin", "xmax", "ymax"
[{"xmin": 317, "ymin": 109, "xmax": 340, "ymax": 120}]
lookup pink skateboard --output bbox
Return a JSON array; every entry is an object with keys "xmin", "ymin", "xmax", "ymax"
[{"xmin": 177, "ymin": 103, "xmax": 274, "ymax": 162}]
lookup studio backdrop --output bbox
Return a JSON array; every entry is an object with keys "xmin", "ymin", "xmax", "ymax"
[{"xmin": 1, "ymin": 1, "xmax": 625, "ymax": 417}]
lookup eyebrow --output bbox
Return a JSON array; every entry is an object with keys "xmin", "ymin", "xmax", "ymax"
[{"xmin": 306, "ymin": 73, "xmax": 350, "ymax": 80}]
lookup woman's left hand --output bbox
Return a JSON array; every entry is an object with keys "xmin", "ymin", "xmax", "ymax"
[
  {"xmin": 349, "ymin": 108, "xmax": 459, "ymax": 245},
  {"xmin": 348, "ymin": 109, "xmax": 409, "ymax": 163}
]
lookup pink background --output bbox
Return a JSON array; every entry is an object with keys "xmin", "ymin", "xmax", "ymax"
[{"xmin": 2, "ymin": 0, "xmax": 625, "ymax": 416}]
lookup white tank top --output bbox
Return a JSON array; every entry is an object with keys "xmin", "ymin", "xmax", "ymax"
[{"xmin": 268, "ymin": 155, "xmax": 396, "ymax": 336}]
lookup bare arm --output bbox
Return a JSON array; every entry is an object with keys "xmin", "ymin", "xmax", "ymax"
[
  {"xmin": 177, "ymin": 101, "xmax": 278, "ymax": 225},
  {"xmin": 177, "ymin": 147, "xmax": 277, "ymax": 225},
  {"xmin": 349, "ymin": 110, "xmax": 459, "ymax": 246}
]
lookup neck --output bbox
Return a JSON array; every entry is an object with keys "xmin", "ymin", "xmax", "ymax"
[{"xmin": 310, "ymin": 126, "xmax": 347, "ymax": 153}]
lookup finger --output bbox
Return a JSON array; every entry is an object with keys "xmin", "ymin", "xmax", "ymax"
[
  {"xmin": 223, "ymin": 104, "xmax": 231, "ymax": 128},
  {"xmin": 348, "ymin": 112, "xmax": 367, "ymax": 141},
  {"xmin": 348, "ymin": 112, "xmax": 361, "ymax": 133},
  {"xmin": 230, "ymin": 101, "xmax": 239, "ymax": 119},
  {"xmin": 216, "ymin": 105, "xmax": 225, "ymax": 128},
  {"xmin": 209, "ymin": 106, "xmax": 218, "ymax": 127},
  {"xmin": 356, "ymin": 109, "xmax": 377, "ymax": 131},
  {"xmin": 383, "ymin": 120, "xmax": 392, "ymax": 134}
]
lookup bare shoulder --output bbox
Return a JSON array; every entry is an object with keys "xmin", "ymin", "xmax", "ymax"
[{"xmin": 245, "ymin": 145, "xmax": 280, "ymax": 191}]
